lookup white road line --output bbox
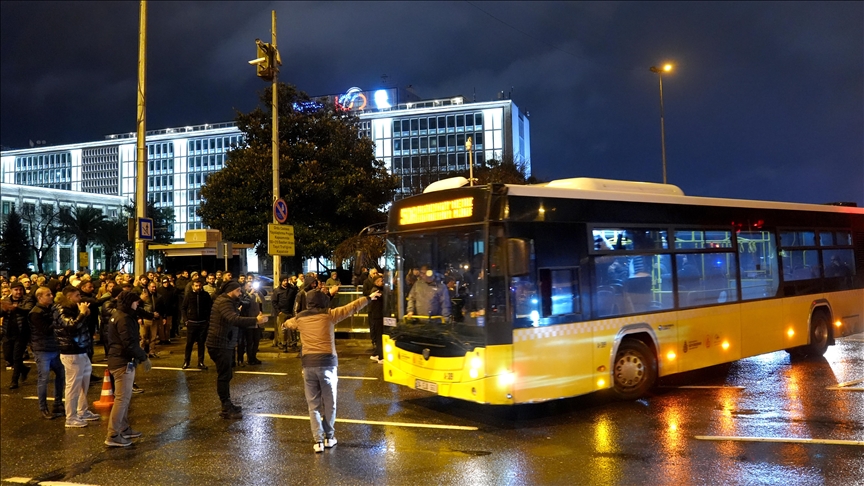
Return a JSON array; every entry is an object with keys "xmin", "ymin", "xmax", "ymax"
[
  {"xmin": 695, "ymin": 435, "xmax": 864, "ymax": 446},
  {"xmin": 1, "ymin": 480, "xmax": 100, "ymax": 486},
  {"xmin": 40, "ymin": 482, "xmax": 101, "ymax": 486},
  {"xmin": 254, "ymin": 413, "xmax": 478, "ymax": 430},
  {"xmin": 151, "ymin": 366, "xmax": 201, "ymax": 372},
  {"xmin": 835, "ymin": 378, "xmax": 864, "ymax": 387},
  {"xmin": 338, "ymin": 376, "xmax": 378, "ymax": 381},
  {"xmin": 235, "ymin": 371, "xmax": 288, "ymax": 376},
  {"xmin": 659, "ymin": 385, "xmax": 745, "ymax": 389},
  {"xmin": 826, "ymin": 387, "xmax": 864, "ymax": 391}
]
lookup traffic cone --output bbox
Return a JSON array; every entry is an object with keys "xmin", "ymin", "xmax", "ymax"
[{"xmin": 92, "ymin": 369, "xmax": 114, "ymax": 411}]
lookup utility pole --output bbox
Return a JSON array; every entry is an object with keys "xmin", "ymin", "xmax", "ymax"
[
  {"xmin": 134, "ymin": 0, "xmax": 148, "ymax": 277},
  {"xmin": 270, "ymin": 11, "xmax": 280, "ymax": 286},
  {"xmin": 249, "ymin": 11, "xmax": 282, "ymax": 283}
]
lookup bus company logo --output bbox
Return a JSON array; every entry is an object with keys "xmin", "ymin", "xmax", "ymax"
[{"xmin": 400, "ymin": 197, "xmax": 474, "ymax": 225}]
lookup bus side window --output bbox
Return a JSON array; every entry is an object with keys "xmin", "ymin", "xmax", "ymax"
[
  {"xmin": 738, "ymin": 231, "xmax": 779, "ymax": 300},
  {"xmin": 539, "ymin": 268, "xmax": 580, "ymax": 317}
]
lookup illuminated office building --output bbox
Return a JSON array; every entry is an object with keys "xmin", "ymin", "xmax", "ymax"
[{"xmin": 1, "ymin": 87, "xmax": 530, "ymax": 243}]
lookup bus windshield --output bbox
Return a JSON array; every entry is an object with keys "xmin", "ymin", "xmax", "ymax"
[{"xmin": 386, "ymin": 227, "xmax": 487, "ymax": 350}]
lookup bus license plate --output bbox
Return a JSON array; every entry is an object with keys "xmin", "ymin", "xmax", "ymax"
[{"xmin": 415, "ymin": 379, "xmax": 438, "ymax": 394}]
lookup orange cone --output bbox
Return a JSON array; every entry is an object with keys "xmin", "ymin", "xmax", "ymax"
[{"xmin": 92, "ymin": 369, "xmax": 114, "ymax": 410}]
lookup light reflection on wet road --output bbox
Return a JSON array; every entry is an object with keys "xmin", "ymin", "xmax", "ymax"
[{"xmin": 1, "ymin": 335, "xmax": 862, "ymax": 485}]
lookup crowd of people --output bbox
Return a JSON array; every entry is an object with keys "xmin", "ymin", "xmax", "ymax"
[{"xmin": 1, "ymin": 267, "xmax": 385, "ymax": 452}]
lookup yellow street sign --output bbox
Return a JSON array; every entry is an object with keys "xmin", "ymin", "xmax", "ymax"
[
  {"xmin": 79, "ymin": 252, "xmax": 89, "ymax": 267},
  {"xmin": 268, "ymin": 224, "xmax": 295, "ymax": 256}
]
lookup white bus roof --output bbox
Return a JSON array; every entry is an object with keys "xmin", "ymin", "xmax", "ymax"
[{"xmin": 504, "ymin": 178, "xmax": 864, "ymax": 215}]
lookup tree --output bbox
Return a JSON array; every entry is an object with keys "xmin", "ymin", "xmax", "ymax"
[
  {"xmin": 19, "ymin": 203, "xmax": 62, "ymax": 273},
  {"xmin": 98, "ymin": 201, "xmax": 175, "ymax": 271},
  {"xmin": 0, "ymin": 207, "xmax": 31, "ymax": 276},
  {"xmin": 59, "ymin": 205, "xmax": 106, "ymax": 256},
  {"xmin": 199, "ymin": 82, "xmax": 398, "ymax": 263}
]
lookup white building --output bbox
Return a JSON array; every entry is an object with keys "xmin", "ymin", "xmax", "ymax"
[{"xmin": 1, "ymin": 88, "xmax": 530, "ymax": 246}]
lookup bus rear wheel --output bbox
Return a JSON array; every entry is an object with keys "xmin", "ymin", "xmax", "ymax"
[{"xmin": 612, "ymin": 339, "xmax": 657, "ymax": 400}]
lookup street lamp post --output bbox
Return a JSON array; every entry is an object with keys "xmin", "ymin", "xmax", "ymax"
[
  {"xmin": 649, "ymin": 64, "xmax": 672, "ymax": 184},
  {"xmin": 465, "ymin": 136, "xmax": 475, "ymax": 186}
]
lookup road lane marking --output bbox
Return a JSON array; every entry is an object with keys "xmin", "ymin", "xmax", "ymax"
[
  {"xmin": 254, "ymin": 413, "xmax": 478, "ymax": 430},
  {"xmin": 835, "ymin": 378, "xmax": 864, "ymax": 387},
  {"xmin": 236, "ymin": 371, "xmax": 288, "ymax": 376},
  {"xmin": 2, "ymin": 480, "xmax": 100, "ymax": 486},
  {"xmin": 826, "ymin": 387, "xmax": 864, "ymax": 391},
  {"xmin": 660, "ymin": 386, "xmax": 745, "ymax": 389},
  {"xmin": 338, "ymin": 376, "xmax": 377, "ymax": 380},
  {"xmin": 695, "ymin": 435, "xmax": 864, "ymax": 446},
  {"xmin": 151, "ymin": 366, "xmax": 201, "ymax": 371}
]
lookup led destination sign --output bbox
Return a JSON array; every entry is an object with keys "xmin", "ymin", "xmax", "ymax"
[{"xmin": 400, "ymin": 197, "xmax": 474, "ymax": 225}]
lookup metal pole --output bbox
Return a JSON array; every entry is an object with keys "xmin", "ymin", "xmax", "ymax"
[
  {"xmin": 466, "ymin": 136, "xmax": 474, "ymax": 186},
  {"xmin": 271, "ymin": 10, "xmax": 281, "ymax": 285},
  {"xmin": 658, "ymin": 74, "xmax": 667, "ymax": 184},
  {"xmin": 134, "ymin": 0, "xmax": 148, "ymax": 277}
]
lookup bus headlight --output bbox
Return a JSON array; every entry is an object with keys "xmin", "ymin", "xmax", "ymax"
[
  {"xmin": 469, "ymin": 368, "xmax": 479, "ymax": 379},
  {"xmin": 470, "ymin": 356, "xmax": 483, "ymax": 369},
  {"xmin": 384, "ymin": 343, "xmax": 392, "ymax": 353}
]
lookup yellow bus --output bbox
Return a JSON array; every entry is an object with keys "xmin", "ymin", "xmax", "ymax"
[{"xmin": 380, "ymin": 177, "xmax": 864, "ymax": 404}]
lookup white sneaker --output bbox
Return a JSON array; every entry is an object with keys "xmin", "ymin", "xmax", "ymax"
[
  {"xmin": 324, "ymin": 437, "xmax": 337, "ymax": 448},
  {"xmin": 65, "ymin": 419, "xmax": 88, "ymax": 428},
  {"xmin": 313, "ymin": 442, "xmax": 324, "ymax": 453},
  {"xmin": 369, "ymin": 355, "xmax": 379, "ymax": 361},
  {"xmin": 79, "ymin": 410, "xmax": 101, "ymax": 421}
]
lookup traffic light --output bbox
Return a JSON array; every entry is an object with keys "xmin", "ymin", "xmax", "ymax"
[{"xmin": 249, "ymin": 39, "xmax": 276, "ymax": 81}]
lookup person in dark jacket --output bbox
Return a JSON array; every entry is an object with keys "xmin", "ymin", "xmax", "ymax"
[
  {"xmin": 104, "ymin": 290, "xmax": 151, "ymax": 447},
  {"xmin": 238, "ymin": 280, "xmax": 264, "ymax": 365},
  {"xmin": 205, "ymin": 281, "xmax": 267, "ymax": 418},
  {"xmin": 28, "ymin": 286, "xmax": 65, "ymax": 419},
  {"xmin": 54, "ymin": 285, "xmax": 101, "ymax": 428},
  {"xmin": 79, "ymin": 279, "xmax": 111, "ymax": 382},
  {"xmin": 1, "ymin": 281, "xmax": 32, "ymax": 388},
  {"xmin": 181, "ymin": 280, "xmax": 212, "ymax": 370},
  {"xmin": 271, "ymin": 277, "xmax": 297, "ymax": 350},
  {"xmin": 364, "ymin": 274, "xmax": 385, "ymax": 363}
]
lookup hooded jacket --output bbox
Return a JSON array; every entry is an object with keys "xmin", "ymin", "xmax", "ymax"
[
  {"xmin": 106, "ymin": 304, "xmax": 149, "ymax": 370},
  {"xmin": 205, "ymin": 293, "xmax": 259, "ymax": 350},
  {"xmin": 283, "ymin": 291, "xmax": 370, "ymax": 368}
]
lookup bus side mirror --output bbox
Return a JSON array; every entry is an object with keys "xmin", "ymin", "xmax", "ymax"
[
  {"xmin": 353, "ymin": 250, "xmax": 367, "ymax": 278},
  {"xmin": 508, "ymin": 238, "xmax": 531, "ymax": 276}
]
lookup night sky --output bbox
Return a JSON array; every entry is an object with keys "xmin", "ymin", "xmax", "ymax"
[{"xmin": 2, "ymin": 1, "xmax": 861, "ymax": 206}]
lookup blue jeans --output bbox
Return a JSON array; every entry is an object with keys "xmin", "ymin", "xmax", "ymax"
[
  {"xmin": 33, "ymin": 351, "xmax": 64, "ymax": 411},
  {"xmin": 303, "ymin": 366, "xmax": 338, "ymax": 442}
]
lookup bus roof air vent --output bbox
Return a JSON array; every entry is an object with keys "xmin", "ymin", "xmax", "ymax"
[
  {"xmin": 423, "ymin": 176, "xmax": 470, "ymax": 193},
  {"xmin": 544, "ymin": 178, "xmax": 685, "ymax": 196}
]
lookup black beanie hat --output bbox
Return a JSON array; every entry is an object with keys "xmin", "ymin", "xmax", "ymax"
[{"xmin": 222, "ymin": 281, "xmax": 242, "ymax": 294}]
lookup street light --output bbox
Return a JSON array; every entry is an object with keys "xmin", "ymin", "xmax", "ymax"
[
  {"xmin": 465, "ymin": 136, "xmax": 475, "ymax": 186},
  {"xmin": 649, "ymin": 63, "xmax": 673, "ymax": 184}
]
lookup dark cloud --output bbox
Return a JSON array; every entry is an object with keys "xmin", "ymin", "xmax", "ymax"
[{"xmin": 2, "ymin": 1, "xmax": 861, "ymax": 205}]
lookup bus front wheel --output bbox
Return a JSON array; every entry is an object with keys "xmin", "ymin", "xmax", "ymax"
[
  {"xmin": 806, "ymin": 310, "xmax": 831, "ymax": 357},
  {"xmin": 612, "ymin": 339, "xmax": 657, "ymax": 400}
]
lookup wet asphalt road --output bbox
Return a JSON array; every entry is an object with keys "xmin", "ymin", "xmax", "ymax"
[{"xmin": 1, "ymin": 333, "xmax": 862, "ymax": 486}]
